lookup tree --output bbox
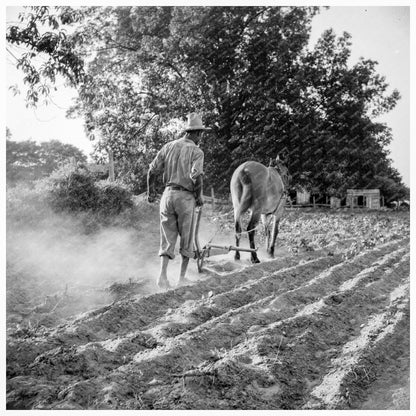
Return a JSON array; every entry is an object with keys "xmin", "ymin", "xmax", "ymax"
[
  {"xmin": 278, "ymin": 29, "xmax": 402, "ymax": 197},
  {"xmin": 6, "ymin": 138, "xmax": 87, "ymax": 184},
  {"xmin": 8, "ymin": 6, "xmax": 406, "ymax": 199},
  {"xmin": 66, "ymin": 6, "xmax": 321, "ymax": 192},
  {"xmin": 6, "ymin": 6, "xmax": 85, "ymax": 107}
]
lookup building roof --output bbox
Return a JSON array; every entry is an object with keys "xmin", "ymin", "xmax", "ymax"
[{"xmin": 346, "ymin": 189, "xmax": 380, "ymax": 195}]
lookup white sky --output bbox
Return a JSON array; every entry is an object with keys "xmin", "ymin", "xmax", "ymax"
[
  {"xmin": 309, "ymin": 6, "xmax": 410, "ymax": 186},
  {"xmin": 4, "ymin": 3, "xmax": 413, "ymax": 186}
]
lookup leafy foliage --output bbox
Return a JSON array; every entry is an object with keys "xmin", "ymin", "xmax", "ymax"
[
  {"xmin": 7, "ymin": 6, "xmax": 407, "ymax": 201},
  {"xmin": 69, "ymin": 6, "xmax": 323, "ymax": 191},
  {"xmin": 48, "ymin": 164, "xmax": 99, "ymax": 212},
  {"xmin": 288, "ymin": 30, "xmax": 402, "ymax": 197},
  {"xmin": 95, "ymin": 180, "xmax": 134, "ymax": 215},
  {"xmin": 7, "ymin": 6, "xmax": 85, "ymax": 107},
  {"xmin": 6, "ymin": 139, "xmax": 87, "ymax": 185},
  {"xmin": 47, "ymin": 163, "xmax": 133, "ymax": 216},
  {"xmin": 6, "ymin": 180, "xmax": 53, "ymax": 227}
]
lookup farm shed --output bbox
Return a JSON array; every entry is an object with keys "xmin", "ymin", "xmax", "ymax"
[
  {"xmin": 296, "ymin": 189, "xmax": 311, "ymax": 205},
  {"xmin": 330, "ymin": 197, "xmax": 341, "ymax": 209},
  {"xmin": 346, "ymin": 189, "xmax": 381, "ymax": 209}
]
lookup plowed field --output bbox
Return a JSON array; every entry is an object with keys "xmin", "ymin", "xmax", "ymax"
[{"xmin": 6, "ymin": 207, "xmax": 410, "ymax": 410}]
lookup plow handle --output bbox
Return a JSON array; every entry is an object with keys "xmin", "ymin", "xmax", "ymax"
[{"xmin": 193, "ymin": 207, "xmax": 204, "ymax": 272}]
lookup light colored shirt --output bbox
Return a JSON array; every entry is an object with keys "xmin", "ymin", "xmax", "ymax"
[{"xmin": 149, "ymin": 137, "xmax": 204, "ymax": 192}]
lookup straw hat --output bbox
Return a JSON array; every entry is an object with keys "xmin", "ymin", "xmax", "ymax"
[{"xmin": 184, "ymin": 113, "xmax": 211, "ymax": 131}]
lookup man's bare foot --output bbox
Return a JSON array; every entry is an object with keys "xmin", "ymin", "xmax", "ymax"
[{"xmin": 157, "ymin": 278, "xmax": 171, "ymax": 290}]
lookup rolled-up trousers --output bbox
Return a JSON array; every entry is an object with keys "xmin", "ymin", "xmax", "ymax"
[{"xmin": 158, "ymin": 188, "xmax": 196, "ymax": 259}]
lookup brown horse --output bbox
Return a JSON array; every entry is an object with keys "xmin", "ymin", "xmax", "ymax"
[{"xmin": 230, "ymin": 157, "xmax": 289, "ymax": 263}]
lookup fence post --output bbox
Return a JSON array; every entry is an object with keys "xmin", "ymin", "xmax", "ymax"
[
  {"xmin": 211, "ymin": 187, "xmax": 215, "ymax": 210},
  {"xmin": 108, "ymin": 149, "xmax": 115, "ymax": 182}
]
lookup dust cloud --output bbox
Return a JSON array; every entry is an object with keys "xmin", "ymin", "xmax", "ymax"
[
  {"xmin": 6, "ymin": 212, "xmax": 162, "ymax": 296},
  {"xmin": 6, "ymin": 207, "xmax": 231, "ymax": 298}
]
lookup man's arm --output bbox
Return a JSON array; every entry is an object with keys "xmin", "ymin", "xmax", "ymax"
[
  {"xmin": 147, "ymin": 168, "xmax": 157, "ymax": 203},
  {"xmin": 147, "ymin": 147, "xmax": 164, "ymax": 203},
  {"xmin": 194, "ymin": 174, "xmax": 204, "ymax": 207},
  {"xmin": 190, "ymin": 149, "xmax": 204, "ymax": 207}
]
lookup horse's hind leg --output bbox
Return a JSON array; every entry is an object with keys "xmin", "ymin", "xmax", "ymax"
[
  {"xmin": 261, "ymin": 214, "xmax": 270, "ymax": 250},
  {"xmin": 268, "ymin": 217, "xmax": 280, "ymax": 258},
  {"xmin": 247, "ymin": 211, "xmax": 261, "ymax": 263},
  {"xmin": 232, "ymin": 182, "xmax": 250, "ymax": 261}
]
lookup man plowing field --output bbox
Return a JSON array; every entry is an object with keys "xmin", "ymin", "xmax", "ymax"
[{"xmin": 147, "ymin": 113, "xmax": 210, "ymax": 290}]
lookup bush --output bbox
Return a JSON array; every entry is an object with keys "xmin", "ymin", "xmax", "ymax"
[
  {"xmin": 47, "ymin": 163, "xmax": 133, "ymax": 217},
  {"xmin": 7, "ymin": 163, "xmax": 135, "ymax": 232},
  {"xmin": 6, "ymin": 180, "xmax": 52, "ymax": 227},
  {"xmin": 47, "ymin": 163, "xmax": 98, "ymax": 212},
  {"xmin": 95, "ymin": 180, "xmax": 133, "ymax": 215}
]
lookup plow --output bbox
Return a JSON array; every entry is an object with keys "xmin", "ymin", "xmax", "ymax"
[{"xmin": 193, "ymin": 206, "xmax": 257, "ymax": 272}]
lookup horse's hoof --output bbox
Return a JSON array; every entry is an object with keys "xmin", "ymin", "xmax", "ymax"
[
  {"xmin": 252, "ymin": 257, "xmax": 261, "ymax": 264},
  {"xmin": 234, "ymin": 253, "xmax": 240, "ymax": 261}
]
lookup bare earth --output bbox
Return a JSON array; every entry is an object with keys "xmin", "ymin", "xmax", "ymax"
[{"xmin": 6, "ymin": 206, "xmax": 410, "ymax": 410}]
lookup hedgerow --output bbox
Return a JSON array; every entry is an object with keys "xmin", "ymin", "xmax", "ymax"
[{"xmin": 7, "ymin": 163, "xmax": 135, "ymax": 230}]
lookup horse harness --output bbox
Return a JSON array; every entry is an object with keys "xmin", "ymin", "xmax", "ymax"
[{"xmin": 265, "ymin": 165, "xmax": 289, "ymax": 216}]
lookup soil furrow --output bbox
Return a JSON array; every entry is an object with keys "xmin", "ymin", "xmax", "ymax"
[
  {"xmin": 9, "ymin": 257, "xmax": 344, "ymax": 386},
  {"xmin": 174, "ymin": 257, "xmax": 410, "ymax": 410},
  {"xmin": 304, "ymin": 279, "xmax": 410, "ymax": 409},
  {"xmin": 6, "ymin": 238, "xmax": 409, "ymax": 410},
  {"xmin": 145, "ymin": 242, "xmax": 408, "ymax": 343},
  {"xmin": 139, "ymin": 253, "xmax": 408, "ymax": 409},
  {"xmin": 28, "ymin": 244, "xmax": 409, "ymax": 409},
  {"xmin": 41, "ymin": 238, "xmax": 408, "ymax": 341},
  {"xmin": 346, "ymin": 305, "xmax": 410, "ymax": 410},
  {"xmin": 246, "ymin": 262, "xmax": 410, "ymax": 409},
  {"xmin": 8, "ymin": 241, "xmax": 406, "ymax": 382},
  {"xmin": 5, "ymin": 250, "xmax": 338, "ymax": 375}
]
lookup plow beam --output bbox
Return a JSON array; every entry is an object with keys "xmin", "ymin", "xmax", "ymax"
[
  {"xmin": 205, "ymin": 243, "xmax": 257, "ymax": 253},
  {"xmin": 193, "ymin": 207, "xmax": 258, "ymax": 273}
]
